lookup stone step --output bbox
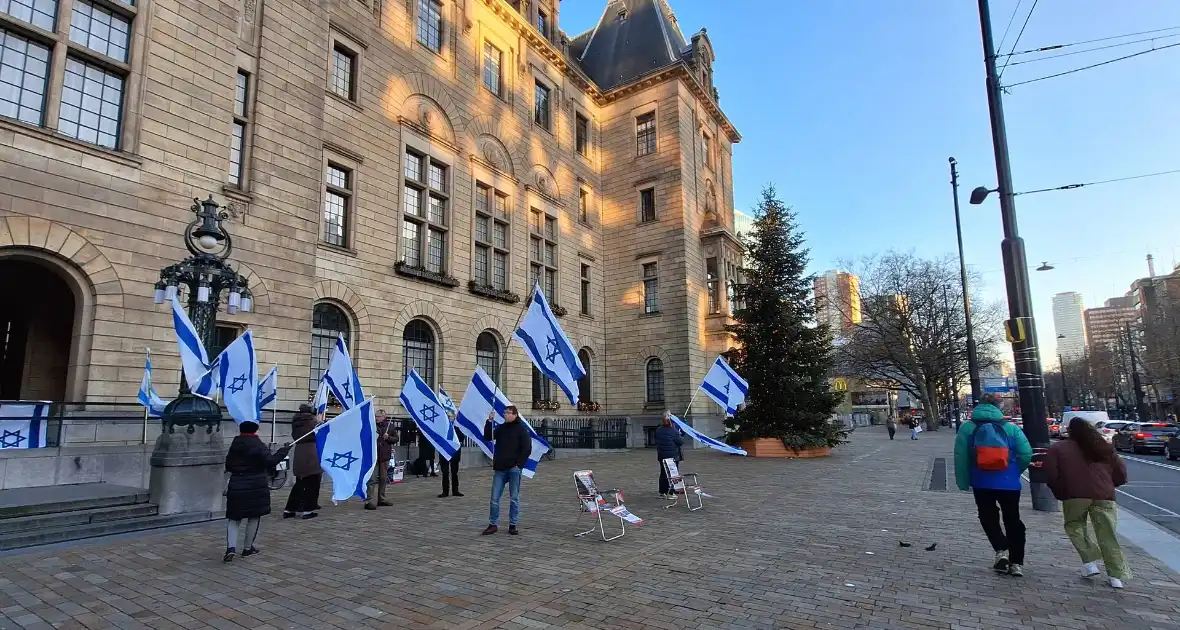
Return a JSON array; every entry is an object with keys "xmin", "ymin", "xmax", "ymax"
[
  {"xmin": 0, "ymin": 484, "xmax": 149, "ymax": 520},
  {"xmin": 0, "ymin": 503, "xmax": 160, "ymax": 535},
  {"xmin": 0, "ymin": 512, "xmax": 215, "ymax": 551}
]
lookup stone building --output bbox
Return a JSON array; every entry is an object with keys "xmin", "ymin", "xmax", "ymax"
[{"xmin": 0, "ymin": 0, "xmax": 741, "ymax": 428}]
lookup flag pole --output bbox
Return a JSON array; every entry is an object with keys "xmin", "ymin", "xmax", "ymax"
[
  {"xmin": 270, "ymin": 407, "xmax": 277, "ymax": 443},
  {"xmin": 680, "ymin": 384, "xmax": 703, "ymax": 420},
  {"xmin": 142, "ymin": 347, "xmax": 151, "ymax": 445}
]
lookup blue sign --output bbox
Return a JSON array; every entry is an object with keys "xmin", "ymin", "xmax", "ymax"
[{"xmin": 982, "ymin": 377, "xmax": 1015, "ymax": 393}]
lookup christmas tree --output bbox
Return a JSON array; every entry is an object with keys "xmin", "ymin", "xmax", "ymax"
[{"xmin": 725, "ymin": 186, "xmax": 847, "ymax": 450}]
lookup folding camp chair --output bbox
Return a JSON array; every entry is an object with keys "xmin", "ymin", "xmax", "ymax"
[
  {"xmin": 662, "ymin": 458, "xmax": 704, "ymax": 511},
  {"xmin": 573, "ymin": 470, "xmax": 628, "ymax": 541}
]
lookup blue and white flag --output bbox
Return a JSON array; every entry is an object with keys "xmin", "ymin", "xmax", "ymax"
[
  {"xmin": 399, "ymin": 370, "xmax": 460, "ymax": 460},
  {"xmin": 437, "ymin": 388, "xmax": 457, "ymax": 416},
  {"xmin": 312, "ymin": 379, "xmax": 329, "ymax": 416},
  {"xmin": 668, "ymin": 413, "xmax": 747, "ymax": 456},
  {"xmin": 455, "ymin": 367, "xmax": 551, "ymax": 478},
  {"xmin": 137, "ymin": 349, "xmax": 169, "ymax": 418},
  {"xmin": 513, "ymin": 285, "xmax": 586, "ymax": 404},
  {"xmin": 217, "ymin": 330, "xmax": 259, "ymax": 425},
  {"xmin": 0, "ymin": 401, "xmax": 49, "ymax": 450},
  {"xmin": 257, "ymin": 366, "xmax": 278, "ymax": 416},
  {"xmin": 698, "ymin": 356, "xmax": 749, "ymax": 416},
  {"xmin": 323, "ymin": 335, "xmax": 364, "ymax": 410},
  {"xmin": 315, "ymin": 397, "xmax": 377, "ymax": 503},
  {"xmin": 170, "ymin": 295, "xmax": 217, "ymax": 398}
]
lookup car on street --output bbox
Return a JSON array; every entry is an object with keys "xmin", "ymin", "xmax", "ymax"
[
  {"xmin": 1093, "ymin": 421, "xmax": 1129, "ymax": 443},
  {"xmin": 1049, "ymin": 419, "xmax": 1063, "ymax": 438},
  {"xmin": 1113, "ymin": 423, "xmax": 1179, "ymax": 454}
]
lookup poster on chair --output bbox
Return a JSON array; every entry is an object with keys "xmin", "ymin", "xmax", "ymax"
[
  {"xmin": 0, "ymin": 401, "xmax": 50, "ymax": 450},
  {"xmin": 663, "ymin": 458, "xmax": 686, "ymax": 493}
]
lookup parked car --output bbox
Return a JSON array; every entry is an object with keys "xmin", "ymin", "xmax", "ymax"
[
  {"xmin": 1093, "ymin": 421, "xmax": 1129, "ymax": 443},
  {"xmin": 1167, "ymin": 434, "xmax": 1180, "ymax": 461},
  {"xmin": 1114, "ymin": 423, "xmax": 1179, "ymax": 454}
]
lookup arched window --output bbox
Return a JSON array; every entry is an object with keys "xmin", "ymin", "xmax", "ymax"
[
  {"xmin": 577, "ymin": 348, "xmax": 592, "ymax": 405},
  {"xmin": 311, "ymin": 302, "xmax": 351, "ymax": 390},
  {"xmin": 403, "ymin": 320, "xmax": 436, "ymax": 388},
  {"xmin": 645, "ymin": 358, "xmax": 664, "ymax": 404},
  {"xmin": 476, "ymin": 331, "xmax": 500, "ymax": 385}
]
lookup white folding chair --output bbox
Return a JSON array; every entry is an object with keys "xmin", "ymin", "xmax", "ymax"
[
  {"xmin": 573, "ymin": 470, "xmax": 627, "ymax": 541},
  {"xmin": 662, "ymin": 458, "xmax": 704, "ymax": 511}
]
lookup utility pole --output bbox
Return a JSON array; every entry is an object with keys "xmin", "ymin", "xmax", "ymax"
[
  {"xmin": 950, "ymin": 157, "xmax": 982, "ymax": 406},
  {"xmin": 976, "ymin": 0, "xmax": 1054, "ymax": 511},
  {"xmin": 1125, "ymin": 322, "xmax": 1149, "ymax": 420},
  {"xmin": 942, "ymin": 285, "xmax": 962, "ymax": 429}
]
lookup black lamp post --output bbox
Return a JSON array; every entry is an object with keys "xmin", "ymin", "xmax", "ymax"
[
  {"xmin": 1056, "ymin": 334, "xmax": 1071, "ymax": 411},
  {"xmin": 151, "ymin": 196, "xmax": 252, "ymax": 424}
]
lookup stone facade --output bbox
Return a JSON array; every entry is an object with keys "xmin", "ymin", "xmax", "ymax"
[{"xmin": 0, "ymin": 0, "xmax": 741, "ymax": 424}]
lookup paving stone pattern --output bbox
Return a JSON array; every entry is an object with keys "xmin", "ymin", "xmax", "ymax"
[{"xmin": 2, "ymin": 429, "xmax": 1179, "ymax": 629}]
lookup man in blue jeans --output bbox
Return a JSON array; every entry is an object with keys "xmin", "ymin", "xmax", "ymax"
[{"xmin": 482, "ymin": 405, "xmax": 532, "ymax": 535}]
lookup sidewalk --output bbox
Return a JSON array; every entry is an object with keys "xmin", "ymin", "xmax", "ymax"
[{"xmin": 1, "ymin": 428, "xmax": 1179, "ymax": 629}]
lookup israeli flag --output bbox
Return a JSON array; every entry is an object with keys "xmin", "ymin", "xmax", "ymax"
[
  {"xmin": 312, "ymin": 379, "xmax": 329, "ymax": 415},
  {"xmin": 455, "ymin": 368, "xmax": 551, "ymax": 478},
  {"xmin": 257, "ymin": 366, "xmax": 278, "ymax": 416},
  {"xmin": 315, "ymin": 397, "xmax": 377, "ymax": 503},
  {"xmin": 400, "ymin": 370, "xmax": 460, "ymax": 460},
  {"xmin": 437, "ymin": 388, "xmax": 457, "ymax": 416},
  {"xmin": 323, "ymin": 335, "xmax": 364, "ymax": 410},
  {"xmin": 668, "ymin": 413, "xmax": 747, "ymax": 456},
  {"xmin": 513, "ymin": 285, "xmax": 586, "ymax": 404},
  {"xmin": 216, "ymin": 330, "xmax": 258, "ymax": 425},
  {"xmin": 136, "ymin": 349, "xmax": 169, "ymax": 418},
  {"xmin": 0, "ymin": 401, "xmax": 49, "ymax": 450},
  {"xmin": 698, "ymin": 356, "xmax": 749, "ymax": 416},
  {"xmin": 170, "ymin": 295, "xmax": 217, "ymax": 398}
]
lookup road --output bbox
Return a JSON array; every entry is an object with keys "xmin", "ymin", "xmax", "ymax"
[{"xmin": 1113, "ymin": 447, "xmax": 1180, "ymax": 537}]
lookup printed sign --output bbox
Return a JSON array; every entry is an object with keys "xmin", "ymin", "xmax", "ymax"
[
  {"xmin": 390, "ymin": 462, "xmax": 405, "ymax": 484},
  {"xmin": 663, "ymin": 458, "xmax": 687, "ymax": 493},
  {"xmin": 609, "ymin": 505, "xmax": 644, "ymax": 525}
]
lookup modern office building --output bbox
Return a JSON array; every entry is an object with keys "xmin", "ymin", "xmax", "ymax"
[{"xmin": 1052, "ymin": 292, "xmax": 1088, "ymax": 359}]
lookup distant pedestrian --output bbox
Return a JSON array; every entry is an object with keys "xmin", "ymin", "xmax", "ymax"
[
  {"xmin": 1044, "ymin": 418, "xmax": 1131, "ymax": 589},
  {"xmin": 223, "ymin": 421, "xmax": 290, "ymax": 562},
  {"xmin": 283, "ymin": 404, "xmax": 322, "ymax": 520},
  {"xmin": 655, "ymin": 413, "xmax": 685, "ymax": 498},
  {"xmin": 954, "ymin": 395, "xmax": 1033, "ymax": 576},
  {"xmin": 910, "ymin": 418, "xmax": 920, "ymax": 440},
  {"xmin": 364, "ymin": 410, "xmax": 398, "ymax": 510},
  {"xmin": 886, "ymin": 416, "xmax": 897, "ymax": 440},
  {"xmin": 481, "ymin": 406, "xmax": 531, "ymax": 535}
]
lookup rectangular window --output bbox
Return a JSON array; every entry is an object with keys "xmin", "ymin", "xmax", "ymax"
[
  {"xmin": 3, "ymin": 0, "xmax": 58, "ymax": 31},
  {"xmin": 581, "ymin": 264, "xmax": 591, "ymax": 316},
  {"xmin": 58, "ymin": 57, "xmax": 123, "ymax": 149},
  {"xmin": 323, "ymin": 163, "xmax": 352, "ymax": 248},
  {"xmin": 70, "ymin": 0, "xmax": 130, "ymax": 62},
  {"xmin": 643, "ymin": 262, "xmax": 659, "ymax": 314},
  {"xmin": 529, "ymin": 209, "xmax": 558, "ymax": 303},
  {"xmin": 536, "ymin": 9, "xmax": 548, "ymax": 37},
  {"xmin": 417, "ymin": 0, "xmax": 443, "ymax": 52},
  {"xmin": 534, "ymin": 81, "xmax": 550, "ymax": 130},
  {"xmin": 229, "ymin": 70, "xmax": 250, "ymax": 186},
  {"xmin": 473, "ymin": 182, "xmax": 510, "ymax": 290},
  {"xmin": 578, "ymin": 188, "xmax": 589, "ymax": 224},
  {"xmin": 639, "ymin": 188, "xmax": 655, "ymax": 223},
  {"xmin": 0, "ymin": 28, "xmax": 50, "ymax": 126},
  {"xmin": 636, "ymin": 111, "xmax": 656, "ymax": 156},
  {"xmin": 402, "ymin": 149, "xmax": 449, "ymax": 272},
  {"xmin": 706, "ymin": 257, "xmax": 720, "ymax": 314},
  {"xmin": 575, "ymin": 113, "xmax": 589, "ymax": 156},
  {"xmin": 330, "ymin": 45, "xmax": 355, "ymax": 101},
  {"xmin": 532, "ymin": 366, "xmax": 551, "ymax": 403},
  {"xmin": 482, "ymin": 41, "xmax": 501, "ymax": 96},
  {"xmin": 702, "ymin": 131, "xmax": 712, "ymax": 168}
]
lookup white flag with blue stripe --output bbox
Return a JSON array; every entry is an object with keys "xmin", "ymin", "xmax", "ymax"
[
  {"xmin": 437, "ymin": 388, "xmax": 457, "ymax": 416},
  {"xmin": 257, "ymin": 366, "xmax": 278, "ymax": 416},
  {"xmin": 323, "ymin": 335, "xmax": 364, "ymax": 410},
  {"xmin": 400, "ymin": 370, "xmax": 461, "ymax": 460},
  {"xmin": 312, "ymin": 378, "xmax": 329, "ymax": 415},
  {"xmin": 513, "ymin": 285, "xmax": 586, "ymax": 404},
  {"xmin": 668, "ymin": 413, "xmax": 747, "ymax": 456},
  {"xmin": 0, "ymin": 402, "xmax": 49, "ymax": 450},
  {"xmin": 170, "ymin": 295, "xmax": 217, "ymax": 398},
  {"xmin": 316, "ymin": 397, "xmax": 377, "ymax": 503},
  {"xmin": 137, "ymin": 349, "xmax": 169, "ymax": 418},
  {"xmin": 455, "ymin": 367, "xmax": 551, "ymax": 478},
  {"xmin": 217, "ymin": 330, "xmax": 259, "ymax": 425},
  {"xmin": 698, "ymin": 356, "xmax": 749, "ymax": 416}
]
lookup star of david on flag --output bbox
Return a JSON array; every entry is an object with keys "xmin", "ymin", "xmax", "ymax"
[
  {"xmin": 512, "ymin": 284, "xmax": 586, "ymax": 404},
  {"xmin": 216, "ymin": 329, "xmax": 259, "ymax": 425},
  {"xmin": 0, "ymin": 402, "xmax": 48, "ymax": 450},
  {"xmin": 322, "ymin": 334, "xmax": 364, "ymax": 411},
  {"xmin": 399, "ymin": 369, "xmax": 460, "ymax": 461},
  {"xmin": 315, "ymin": 397, "xmax": 377, "ymax": 503},
  {"xmin": 698, "ymin": 356, "xmax": 749, "ymax": 417},
  {"xmin": 455, "ymin": 367, "xmax": 551, "ymax": 478},
  {"xmin": 137, "ymin": 349, "xmax": 170, "ymax": 418}
]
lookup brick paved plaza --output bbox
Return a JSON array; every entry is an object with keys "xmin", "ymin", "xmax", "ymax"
[{"xmin": 2, "ymin": 429, "xmax": 1180, "ymax": 630}]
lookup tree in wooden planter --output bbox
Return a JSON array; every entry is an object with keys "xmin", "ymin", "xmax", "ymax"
[{"xmin": 724, "ymin": 186, "xmax": 848, "ymax": 455}]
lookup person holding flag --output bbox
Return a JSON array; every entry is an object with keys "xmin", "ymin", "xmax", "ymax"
[
  {"xmin": 654, "ymin": 414, "xmax": 685, "ymax": 499},
  {"xmin": 481, "ymin": 406, "xmax": 531, "ymax": 536},
  {"xmin": 223, "ymin": 420, "xmax": 291, "ymax": 562},
  {"xmin": 363, "ymin": 410, "xmax": 398, "ymax": 511},
  {"xmin": 437, "ymin": 389, "xmax": 463, "ymax": 498},
  {"xmin": 283, "ymin": 404, "xmax": 323, "ymax": 520}
]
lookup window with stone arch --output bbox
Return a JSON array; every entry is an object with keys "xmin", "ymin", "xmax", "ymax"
[
  {"xmin": 403, "ymin": 320, "xmax": 437, "ymax": 388},
  {"xmin": 577, "ymin": 348, "xmax": 593, "ymax": 405},
  {"xmin": 310, "ymin": 302, "xmax": 352, "ymax": 391},
  {"xmin": 476, "ymin": 331, "xmax": 500, "ymax": 386},
  {"xmin": 646, "ymin": 357, "xmax": 664, "ymax": 404}
]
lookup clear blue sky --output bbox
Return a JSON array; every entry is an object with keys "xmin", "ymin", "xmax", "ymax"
[{"xmin": 561, "ymin": 0, "xmax": 1180, "ymax": 360}]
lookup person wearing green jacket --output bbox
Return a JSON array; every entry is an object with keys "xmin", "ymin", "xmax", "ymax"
[{"xmin": 954, "ymin": 396, "xmax": 1034, "ymax": 576}]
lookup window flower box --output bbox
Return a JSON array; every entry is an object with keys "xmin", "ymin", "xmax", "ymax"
[
  {"xmin": 394, "ymin": 261, "xmax": 460, "ymax": 288},
  {"xmin": 468, "ymin": 281, "xmax": 520, "ymax": 304}
]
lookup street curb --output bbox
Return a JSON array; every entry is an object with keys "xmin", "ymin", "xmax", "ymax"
[{"xmin": 1117, "ymin": 504, "xmax": 1180, "ymax": 575}]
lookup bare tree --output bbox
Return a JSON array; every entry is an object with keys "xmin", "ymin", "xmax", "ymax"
[{"xmin": 835, "ymin": 251, "xmax": 1006, "ymax": 430}]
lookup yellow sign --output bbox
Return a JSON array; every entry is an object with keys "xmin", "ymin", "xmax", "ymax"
[
  {"xmin": 832, "ymin": 378, "xmax": 848, "ymax": 391},
  {"xmin": 1004, "ymin": 318, "xmax": 1026, "ymax": 344}
]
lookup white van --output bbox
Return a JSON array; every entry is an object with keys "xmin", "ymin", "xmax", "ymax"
[{"xmin": 1059, "ymin": 411, "xmax": 1110, "ymax": 437}]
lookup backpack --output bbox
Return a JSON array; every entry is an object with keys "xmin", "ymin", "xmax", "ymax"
[{"xmin": 971, "ymin": 420, "xmax": 1011, "ymax": 472}]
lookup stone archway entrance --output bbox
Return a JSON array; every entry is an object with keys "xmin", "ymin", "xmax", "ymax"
[{"xmin": 0, "ymin": 259, "xmax": 77, "ymax": 400}]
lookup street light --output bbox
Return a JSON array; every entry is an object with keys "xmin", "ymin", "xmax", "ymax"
[{"xmin": 1036, "ymin": 262, "xmax": 1055, "ymax": 272}]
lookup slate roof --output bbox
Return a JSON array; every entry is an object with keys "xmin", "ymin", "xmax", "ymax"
[{"xmin": 568, "ymin": 0, "xmax": 692, "ymax": 92}]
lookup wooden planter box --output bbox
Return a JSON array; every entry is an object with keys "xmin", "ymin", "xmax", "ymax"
[{"xmin": 739, "ymin": 438, "xmax": 832, "ymax": 459}]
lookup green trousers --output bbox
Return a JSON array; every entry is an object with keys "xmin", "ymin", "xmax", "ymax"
[{"xmin": 1062, "ymin": 498, "xmax": 1131, "ymax": 580}]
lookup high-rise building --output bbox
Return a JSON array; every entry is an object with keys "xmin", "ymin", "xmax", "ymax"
[
  {"xmin": 734, "ymin": 211, "xmax": 754, "ymax": 238},
  {"xmin": 0, "ymin": 0, "xmax": 743, "ymax": 430},
  {"xmin": 1084, "ymin": 296, "xmax": 1137, "ymax": 353},
  {"xmin": 814, "ymin": 270, "xmax": 861, "ymax": 333},
  {"xmin": 1052, "ymin": 292, "xmax": 1087, "ymax": 358}
]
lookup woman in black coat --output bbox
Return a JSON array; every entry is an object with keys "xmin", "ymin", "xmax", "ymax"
[
  {"xmin": 654, "ymin": 413, "xmax": 684, "ymax": 498},
  {"xmin": 224, "ymin": 421, "xmax": 290, "ymax": 562}
]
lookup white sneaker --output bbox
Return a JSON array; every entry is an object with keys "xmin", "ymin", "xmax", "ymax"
[
  {"xmin": 1110, "ymin": 577, "xmax": 1124, "ymax": 589},
  {"xmin": 1082, "ymin": 562, "xmax": 1100, "ymax": 577}
]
